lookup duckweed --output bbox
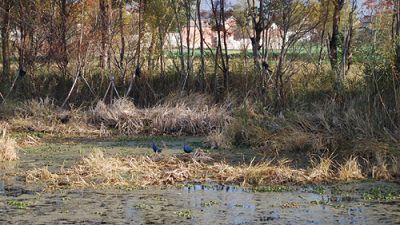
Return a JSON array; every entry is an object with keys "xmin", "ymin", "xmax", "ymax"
[
  {"xmin": 175, "ymin": 209, "xmax": 192, "ymax": 219},
  {"xmin": 201, "ymin": 200, "xmax": 218, "ymax": 207},
  {"xmin": 133, "ymin": 203, "xmax": 153, "ymax": 209},
  {"xmin": 7, "ymin": 200, "xmax": 29, "ymax": 209},
  {"xmin": 252, "ymin": 185, "xmax": 294, "ymax": 193},
  {"xmin": 363, "ymin": 186, "xmax": 400, "ymax": 201}
]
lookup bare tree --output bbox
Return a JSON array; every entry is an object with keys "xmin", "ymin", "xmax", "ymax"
[
  {"xmin": 196, "ymin": 0, "xmax": 206, "ymax": 91},
  {"xmin": 1, "ymin": 0, "xmax": 11, "ymax": 80},
  {"xmin": 329, "ymin": 0, "xmax": 345, "ymax": 87},
  {"xmin": 59, "ymin": 0, "xmax": 69, "ymax": 76},
  {"xmin": 119, "ymin": 0, "xmax": 125, "ymax": 69},
  {"xmin": 340, "ymin": 0, "xmax": 357, "ymax": 79},
  {"xmin": 273, "ymin": 0, "xmax": 319, "ymax": 110},
  {"xmin": 246, "ymin": 0, "xmax": 273, "ymax": 70},
  {"xmin": 182, "ymin": 0, "xmax": 193, "ymax": 93},
  {"xmin": 99, "ymin": 0, "xmax": 110, "ymax": 71},
  {"xmin": 317, "ymin": 0, "xmax": 330, "ymax": 70},
  {"xmin": 211, "ymin": 0, "xmax": 230, "ymax": 100}
]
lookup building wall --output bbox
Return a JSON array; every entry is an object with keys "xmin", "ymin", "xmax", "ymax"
[{"xmin": 166, "ymin": 18, "xmax": 284, "ymax": 51}]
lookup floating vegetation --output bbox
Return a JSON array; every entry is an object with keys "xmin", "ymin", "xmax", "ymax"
[
  {"xmin": 252, "ymin": 185, "xmax": 294, "ymax": 193},
  {"xmin": 175, "ymin": 209, "xmax": 192, "ymax": 219},
  {"xmin": 310, "ymin": 200, "xmax": 329, "ymax": 206},
  {"xmin": 7, "ymin": 200, "xmax": 29, "ymax": 209},
  {"xmin": 133, "ymin": 203, "xmax": 153, "ymax": 210},
  {"xmin": 363, "ymin": 186, "xmax": 400, "ymax": 201},
  {"xmin": 303, "ymin": 185, "xmax": 326, "ymax": 195},
  {"xmin": 331, "ymin": 187, "xmax": 345, "ymax": 195},
  {"xmin": 201, "ymin": 200, "xmax": 218, "ymax": 207},
  {"xmin": 281, "ymin": 202, "xmax": 301, "ymax": 209}
]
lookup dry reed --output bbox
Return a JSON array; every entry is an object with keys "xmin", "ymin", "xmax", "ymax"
[
  {"xmin": 308, "ymin": 155, "xmax": 335, "ymax": 182},
  {"xmin": 92, "ymin": 95, "xmax": 231, "ymax": 135},
  {"xmin": 8, "ymin": 98, "xmax": 99, "ymax": 136},
  {"xmin": 338, "ymin": 157, "xmax": 364, "ymax": 181},
  {"xmin": 25, "ymin": 150, "xmax": 392, "ymax": 189},
  {"xmin": 0, "ymin": 129, "xmax": 18, "ymax": 161}
]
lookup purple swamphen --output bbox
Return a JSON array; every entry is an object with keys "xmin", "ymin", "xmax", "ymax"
[
  {"xmin": 183, "ymin": 144, "xmax": 193, "ymax": 153},
  {"xmin": 152, "ymin": 142, "xmax": 162, "ymax": 153}
]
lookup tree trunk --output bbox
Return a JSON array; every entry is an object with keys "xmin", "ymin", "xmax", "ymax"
[
  {"xmin": 220, "ymin": 0, "xmax": 229, "ymax": 91},
  {"xmin": 329, "ymin": 0, "xmax": 345, "ymax": 77},
  {"xmin": 60, "ymin": 0, "xmax": 69, "ymax": 76},
  {"xmin": 99, "ymin": 0, "xmax": 109, "ymax": 70},
  {"xmin": 119, "ymin": 0, "xmax": 126, "ymax": 83},
  {"xmin": 183, "ymin": 0, "xmax": 191, "ymax": 93},
  {"xmin": 1, "ymin": 0, "xmax": 11, "ymax": 80},
  {"xmin": 196, "ymin": 0, "xmax": 205, "ymax": 91},
  {"xmin": 318, "ymin": 0, "xmax": 329, "ymax": 70},
  {"xmin": 394, "ymin": 0, "xmax": 400, "ymax": 72},
  {"xmin": 346, "ymin": 0, "xmax": 357, "ymax": 73}
]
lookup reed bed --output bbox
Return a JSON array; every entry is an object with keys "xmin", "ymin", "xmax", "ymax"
[
  {"xmin": 92, "ymin": 95, "xmax": 231, "ymax": 135},
  {"xmin": 25, "ymin": 150, "xmax": 392, "ymax": 189},
  {"xmin": 6, "ymin": 98, "xmax": 100, "ymax": 136}
]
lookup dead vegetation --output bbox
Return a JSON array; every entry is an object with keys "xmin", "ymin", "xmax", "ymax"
[
  {"xmin": 4, "ymin": 98, "xmax": 99, "ymax": 136},
  {"xmin": 92, "ymin": 94, "xmax": 231, "ymax": 135},
  {"xmin": 0, "ymin": 129, "xmax": 18, "ymax": 161},
  {"xmin": 208, "ymin": 100, "xmax": 399, "ymax": 161},
  {"xmin": 24, "ymin": 150, "xmax": 395, "ymax": 189},
  {"xmin": 337, "ymin": 156, "xmax": 364, "ymax": 181},
  {"xmin": 1, "ymin": 95, "xmax": 232, "ymax": 137}
]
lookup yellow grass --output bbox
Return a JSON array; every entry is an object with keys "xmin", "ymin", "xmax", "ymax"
[
  {"xmin": 93, "ymin": 95, "xmax": 231, "ymax": 135},
  {"xmin": 25, "ymin": 150, "xmax": 388, "ymax": 189},
  {"xmin": 372, "ymin": 163, "xmax": 392, "ymax": 180},
  {"xmin": 308, "ymin": 155, "xmax": 335, "ymax": 182},
  {"xmin": 338, "ymin": 157, "xmax": 364, "ymax": 181},
  {"xmin": 6, "ymin": 98, "xmax": 99, "ymax": 136},
  {"xmin": 0, "ymin": 129, "xmax": 18, "ymax": 161}
]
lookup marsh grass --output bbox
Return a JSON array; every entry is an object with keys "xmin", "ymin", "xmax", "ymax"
[
  {"xmin": 92, "ymin": 95, "xmax": 231, "ymax": 135},
  {"xmin": 6, "ymin": 98, "xmax": 99, "ymax": 137},
  {"xmin": 0, "ymin": 129, "xmax": 18, "ymax": 161},
  {"xmin": 25, "ymin": 150, "xmax": 395, "ymax": 189},
  {"xmin": 308, "ymin": 155, "xmax": 335, "ymax": 182},
  {"xmin": 338, "ymin": 157, "xmax": 364, "ymax": 181}
]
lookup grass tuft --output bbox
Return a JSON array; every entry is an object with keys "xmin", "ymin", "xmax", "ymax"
[
  {"xmin": 0, "ymin": 129, "xmax": 18, "ymax": 161},
  {"xmin": 308, "ymin": 155, "xmax": 335, "ymax": 182},
  {"xmin": 338, "ymin": 157, "xmax": 364, "ymax": 181}
]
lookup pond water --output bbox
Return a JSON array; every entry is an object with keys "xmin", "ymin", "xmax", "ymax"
[
  {"xmin": 0, "ymin": 138, "xmax": 399, "ymax": 224},
  {"xmin": 0, "ymin": 182, "xmax": 399, "ymax": 224}
]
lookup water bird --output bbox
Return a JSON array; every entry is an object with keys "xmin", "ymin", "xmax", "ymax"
[
  {"xmin": 183, "ymin": 144, "xmax": 193, "ymax": 153},
  {"xmin": 152, "ymin": 142, "xmax": 162, "ymax": 153}
]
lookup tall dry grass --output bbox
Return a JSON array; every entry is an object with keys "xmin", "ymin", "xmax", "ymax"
[
  {"xmin": 0, "ymin": 129, "xmax": 18, "ymax": 161},
  {"xmin": 213, "ymin": 99, "xmax": 399, "ymax": 166},
  {"xmin": 338, "ymin": 157, "xmax": 364, "ymax": 181},
  {"xmin": 92, "ymin": 94, "xmax": 232, "ymax": 135},
  {"xmin": 5, "ymin": 98, "xmax": 99, "ymax": 136},
  {"xmin": 308, "ymin": 155, "xmax": 335, "ymax": 182}
]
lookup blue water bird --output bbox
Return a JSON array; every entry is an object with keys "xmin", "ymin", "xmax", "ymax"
[
  {"xmin": 183, "ymin": 144, "xmax": 193, "ymax": 153},
  {"xmin": 151, "ymin": 142, "xmax": 162, "ymax": 153}
]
